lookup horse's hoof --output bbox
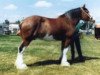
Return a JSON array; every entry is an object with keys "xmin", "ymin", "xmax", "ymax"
[
  {"xmin": 61, "ymin": 62, "xmax": 70, "ymax": 67},
  {"xmin": 15, "ymin": 63, "xmax": 28, "ymax": 70}
]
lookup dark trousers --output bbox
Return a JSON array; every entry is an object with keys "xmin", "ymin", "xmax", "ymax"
[{"xmin": 70, "ymin": 32, "xmax": 84, "ymax": 61}]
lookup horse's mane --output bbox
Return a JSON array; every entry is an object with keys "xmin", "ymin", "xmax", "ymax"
[{"xmin": 59, "ymin": 7, "xmax": 81, "ymax": 19}]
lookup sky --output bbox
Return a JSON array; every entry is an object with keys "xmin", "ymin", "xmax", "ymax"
[{"xmin": 0, "ymin": 0, "xmax": 100, "ymax": 23}]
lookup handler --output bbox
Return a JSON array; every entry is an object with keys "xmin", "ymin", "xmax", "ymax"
[{"xmin": 70, "ymin": 20, "xmax": 85, "ymax": 62}]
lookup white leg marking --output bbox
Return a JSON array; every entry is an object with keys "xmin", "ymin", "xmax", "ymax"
[
  {"xmin": 15, "ymin": 47, "xmax": 27, "ymax": 69},
  {"xmin": 61, "ymin": 47, "xmax": 70, "ymax": 66}
]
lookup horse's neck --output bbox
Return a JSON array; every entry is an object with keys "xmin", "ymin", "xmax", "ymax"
[
  {"xmin": 71, "ymin": 19, "xmax": 80, "ymax": 27},
  {"xmin": 65, "ymin": 13, "xmax": 80, "ymax": 26},
  {"xmin": 59, "ymin": 14, "xmax": 80, "ymax": 27}
]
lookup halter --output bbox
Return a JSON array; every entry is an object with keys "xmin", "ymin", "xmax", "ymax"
[{"xmin": 80, "ymin": 7, "xmax": 91, "ymax": 19}]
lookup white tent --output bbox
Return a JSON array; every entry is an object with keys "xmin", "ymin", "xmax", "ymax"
[{"xmin": 9, "ymin": 24, "xmax": 19, "ymax": 34}]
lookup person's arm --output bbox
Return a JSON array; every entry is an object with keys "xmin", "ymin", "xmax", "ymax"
[{"xmin": 75, "ymin": 22, "xmax": 84, "ymax": 32}]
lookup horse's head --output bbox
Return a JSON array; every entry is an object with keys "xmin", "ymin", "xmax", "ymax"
[
  {"xmin": 80, "ymin": 5, "xmax": 92, "ymax": 21},
  {"xmin": 63, "ymin": 5, "xmax": 92, "ymax": 21}
]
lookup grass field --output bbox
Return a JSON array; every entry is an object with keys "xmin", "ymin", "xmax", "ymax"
[{"xmin": 0, "ymin": 35, "xmax": 100, "ymax": 75}]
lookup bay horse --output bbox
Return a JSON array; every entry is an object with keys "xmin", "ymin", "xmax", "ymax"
[{"xmin": 15, "ymin": 5, "xmax": 92, "ymax": 69}]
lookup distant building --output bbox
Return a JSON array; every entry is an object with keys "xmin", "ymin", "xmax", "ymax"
[
  {"xmin": 0, "ymin": 23, "xmax": 9, "ymax": 35},
  {"xmin": 9, "ymin": 23, "xmax": 19, "ymax": 34}
]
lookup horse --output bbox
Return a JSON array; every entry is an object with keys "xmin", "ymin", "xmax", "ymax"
[{"xmin": 15, "ymin": 5, "xmax": 92, "ymax": 69}]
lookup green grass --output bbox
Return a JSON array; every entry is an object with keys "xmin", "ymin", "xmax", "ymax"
[{"xmin": 0, "ymin": 35, "xmax": 100, "ymax": 75}]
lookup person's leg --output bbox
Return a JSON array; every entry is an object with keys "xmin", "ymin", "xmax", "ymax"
[
  {"xmin": 74, "ymin": 35, "xmax": 85, "ymax": 61},
  {"xmin": 70, "ymin": 41, "xmax": 75, "ymax": 61}
]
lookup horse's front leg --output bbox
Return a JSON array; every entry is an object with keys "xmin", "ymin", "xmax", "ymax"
[
  {"xmin": 60, "ymin": 39, "xmax": 70, "ymax": 66},
  {"xmin": 15, "ymin": 40, "xmax": 30, "ymax": 69}
]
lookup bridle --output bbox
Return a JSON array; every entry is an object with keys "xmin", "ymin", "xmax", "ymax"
[{"xmin": 80, "ymin": 7, "xmax": 92, "ymax": 19}]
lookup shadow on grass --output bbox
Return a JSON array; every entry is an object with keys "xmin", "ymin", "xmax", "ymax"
[
  {"xmin": 70, "ymin": 56, "xmax": 100, "ymax": 64},
  {"xmin": 27, "ymin": 56, "xmax": 100, "ymax": 67},
  {"xmin": 27, "ymin": 60, "xmax": 60, "ymax": 67}
]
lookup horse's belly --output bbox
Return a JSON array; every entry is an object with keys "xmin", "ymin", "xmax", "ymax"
[{"xmin": 37, "ymin": 33, "xmax": 66, "ymax": 41}]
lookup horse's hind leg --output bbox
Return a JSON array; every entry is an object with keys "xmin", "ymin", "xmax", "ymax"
[{"xmin": 15, "ymin": 40, "xmax": 30, "ymax": 69}]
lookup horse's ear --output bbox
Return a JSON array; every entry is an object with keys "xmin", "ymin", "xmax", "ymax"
[{"xmin": 82, "ymin": 4, "xmax": 86, "ymax": 8}]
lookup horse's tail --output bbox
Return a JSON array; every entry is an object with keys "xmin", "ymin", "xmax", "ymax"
[
  {"xmin": 33, "ymin": 17, "xmax": 45, "ymax": 36},
  {"xmin": 16, "ymin": 22, "xmax": 23, "ymax": 36}
]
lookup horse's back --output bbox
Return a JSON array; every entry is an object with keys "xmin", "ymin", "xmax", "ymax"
[{"xmin": 18, "ymin": 15, "xmax": 71, "ymax": 41}]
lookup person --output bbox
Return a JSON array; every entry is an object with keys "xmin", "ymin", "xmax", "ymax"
[{"xmin": 70, "ymin": 20, "xmax": 85, "ymax": 62}]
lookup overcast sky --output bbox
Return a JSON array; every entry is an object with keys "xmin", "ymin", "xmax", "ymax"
[{"xmin": 0, "ymin": 0, "xmax": 100, "ymax": 23}]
